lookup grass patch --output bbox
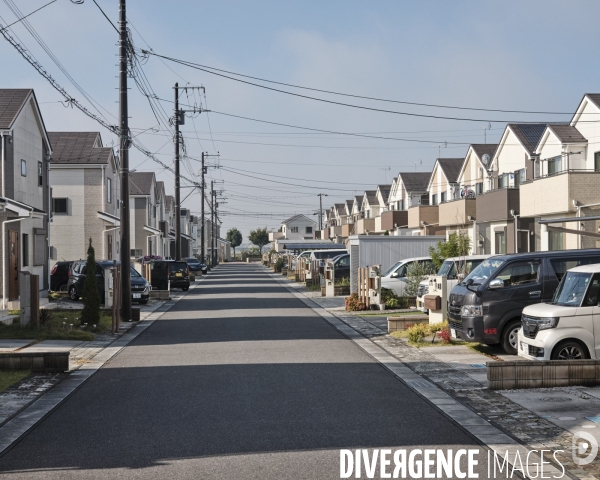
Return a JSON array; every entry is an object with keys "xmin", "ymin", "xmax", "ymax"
[
  {"xmin": 0, "ymin": 310, "xmax": 113, "ymax": 342},
  {"xmin": 0, "ymin": 370, "xmax": 31, "ymax": 393},
  {"xmin": 305, "ymin": 283, "xmax": 321, "ymax": 291},
  {"xmin": 8, "ymin": 309, "xmax": 19, "ymax": 315},
  {"xmin": 390, "ymin": 328, "xmax": 468, "ymax": 347}
]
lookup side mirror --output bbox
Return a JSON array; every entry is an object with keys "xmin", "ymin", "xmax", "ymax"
[
  {"xmin": 390, "ymin": 272, "xmax": 399, "ymax": 278},
  {"xmin": 488, "ymin": 278, "xmax": 504, "ymax": 290}
]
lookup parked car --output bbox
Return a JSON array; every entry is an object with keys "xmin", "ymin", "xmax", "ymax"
[
  {"xmin": 50, "ymin": 261, "xmax": 72, "ymax": 292},
  {"xmin": 149, "ymin": 260, "xmax": 190, "ymax": 291},
  {"xmin": 448, "ymin": 249, "xmax": 600, "ymax": 355},
  {"xmin": 416, "ymin": 255, "xmax": 490, "ymax": 313},
  {"xmin": 330, "ymin": 253, "xmax": 350, "ymax": 279},
  {"xmin": 518, "ymin": 263, "xmax": 600, "ymax": 361},
  {"xmin": 380, "ymin": 257, "xmax": 435, "ymax": 297},
  {"xmin": 67, "ymin": 260, "xmax": 150, "ymax": 304},
  {"xmin": 184, "ymin": 257, "xmax": 206, "ymax": 275}
]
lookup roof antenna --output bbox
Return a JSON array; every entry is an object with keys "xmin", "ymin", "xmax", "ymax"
[{"xmin": 484, "ymin": 122, "xmax": 491, "ymax": 144}]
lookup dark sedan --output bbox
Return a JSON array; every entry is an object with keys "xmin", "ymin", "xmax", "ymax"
[{"xmin": 185, "ymin": 257, "xmax": 207, "ymax": 274}]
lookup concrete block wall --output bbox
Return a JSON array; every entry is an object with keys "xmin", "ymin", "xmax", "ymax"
[{"xmin": 0, "ymin": 351, "xmax": 69, "ymax": 373}]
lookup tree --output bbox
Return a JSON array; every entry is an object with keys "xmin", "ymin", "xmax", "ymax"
[
  {"xmin": 226, "ymin": 228, "xmax": 243, "ymax": 258},
  {"xmin": 429, "ymin": 232, "xmax": 472, "ymax": 270},
  {"xmin": 405, "ymin": 260, "xmax": 436, "ymax": 297},
  {"xmin": 248, "ymin": 227, "xmax": 270, "ymax": 254},
  {"xmin": 81, "ymin": 238, "xmax": 100, "ymax": 325}
]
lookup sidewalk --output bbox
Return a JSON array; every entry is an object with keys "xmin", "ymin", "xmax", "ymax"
[{"xmin": 281, "ymin": 275, "xmax": 600, "ymax": 479}]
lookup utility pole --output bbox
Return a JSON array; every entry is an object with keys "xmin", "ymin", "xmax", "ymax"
[
  {"xmin": 210, "ymin": 180, "xmax": 214, "ymax": 266},
  {"xmin": 118, "ymin": 0, "xmax": 131, "ymax": 322},
  {"xmin": 200, "ymin": 152, "xmax": 205, "ymax": 263},
  {"xmin": 317, "ymin": 193, "xmax": 328, "ymax": 231},
  {"xmin": 174, "ymin": 82, "xmax": 181, "ymax": 261}
]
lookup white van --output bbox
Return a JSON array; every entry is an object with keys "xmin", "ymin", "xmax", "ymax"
[
  {"xmin": 380, "ymin": 257, "xmax": 434, "ymax": 297},
  {"xmin": 518, "ymin": 263, "xmax": 600, "ymax": 361},
  {"xmin": 293, "ymin": 249, "xmax": 347, "ymax": 268},
  {"xmin": 416, "ymin": 255, "xmax": 491, "ymax": 312}
]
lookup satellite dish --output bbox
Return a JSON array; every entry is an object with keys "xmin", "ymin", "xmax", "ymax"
[{"xmin": 482, "ymin": 153, "xmax": 490, "ymax": 165}]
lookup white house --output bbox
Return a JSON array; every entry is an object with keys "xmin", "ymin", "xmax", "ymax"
[{"xmin": 280, "ymin": 214, "xmax": 316, "ymax": 240}]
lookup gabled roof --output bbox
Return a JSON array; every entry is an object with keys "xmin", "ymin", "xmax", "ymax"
[
  {"xmin": 345, "ymin": 199, "xmax": 354, "ymax": 213},
  {"xmin": 571, "ymin": 93, "xmax": 600, "ymax": 127},
  {"xmin": 165, "ymin": 195, "xmax": 174, "ymax": 211},
  {"xmin": 470, "ymin": 144, "xmax": 498, "ymax": 162},
  {"xmin": 353, "ymin": 195, "xmax": 363, "ymax": 210},
  {"xmin": 507, "ymin": 124, "xmax": 547, "ymax": 154},
  {"xmin": 376, "ymin": 184, "xmax": 391, "ymax": 198},
  {"xmin": 397, "ymin": 172, "xmax": 430, "ymax": 192},
  {"xmin": 48, "ymin": 132, "xmax": 113, "ymax": 164},
  {"xmin": 437, "ymin": 158, "xmax": 464, "ymax": 183},
  {"xmin": 156, "ymin": 181, "xmax": 165, "ymax": 198},
  {"xmin": 362, "ymin": 190, "xmax": 378, "ymax": 206},
  {"xmin": 0, "ymin": 89, "xmax": 32, "ymax": 129},
  {"xmin": 129, "ymin": 171, "xmax": 155, "ymax": 195},
  {"xmin": 546, "ymin": 124, "xmax": 587, "ymax": 144},
  {"xmin": 281, "ymin": 213, "xmax": 316, "ymax": 225}
]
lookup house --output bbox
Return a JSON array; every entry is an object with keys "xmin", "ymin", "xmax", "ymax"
[
  {"xmin": 163, "ymin": 194, "xmax": 175, "ymax": 259},
  {"xmin": 180, "ymin": 208, "xmax": 193, "ymax": 257},
  {"xmin": 129, "ymin": 171, "xmax": 160, "ymax": 259},
  {"xmin": 280, "ymin": 214, "xmax": 316, "ymax": 240},
  {"xmin": 476, "ymin": 124, "xmax": 546, "ymax": 254},
  {"xmin": 385, "ymin": 172, "xmax": 430, "ymax": 235},
  {"xmin": 0, "ymin": 89, "xmax": 51, "ymax": 308},
  {"xmin": 372, "ymin": 184, "xmax": 391, "ymax": 234},
  {"xmin": 48, "ymin": 132, "xmax": 119, "ymax": 264},
  {"xmin": 355, "ymin": 190, "xmax": 377, "ymax": 234},
  {"xmin": 520, "ymin": 94, "xmax": 600, "ymax": 251},
  {"xmin": 408, "ymin": 159, "xmax": 462, "ymax": 236},
  {"xmin": 340, "ymin": 199, "xmax": 355, "ymax": 239}
]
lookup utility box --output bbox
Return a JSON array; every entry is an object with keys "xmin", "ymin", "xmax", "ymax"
[
  {"xmin": 19, "ymin": 272, "xmax": 39, "ymax": 328},
  {"xmin": 428, "ymin": 275, "xmax": 447, "ymax": 325},
  {"xmin": 104, "ymin": 263, "xmax": 117, "ymax": 308}
]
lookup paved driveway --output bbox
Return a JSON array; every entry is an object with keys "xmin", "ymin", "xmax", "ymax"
[{"xmin": 0, "ymin": 264, "xmax": 500, "ymax": 479}]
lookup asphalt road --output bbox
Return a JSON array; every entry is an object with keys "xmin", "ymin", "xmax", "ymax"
[{"xmin": 0, "ymin": 264, "xmax": 504, "ymax": 479}]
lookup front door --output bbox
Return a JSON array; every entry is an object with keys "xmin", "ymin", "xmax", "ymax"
[{"xmin": 8, "ymin": 230, "xmax": 19, "ymax": 301}]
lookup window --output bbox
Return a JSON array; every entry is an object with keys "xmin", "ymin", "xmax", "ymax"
[
  {"xmin": 583, "ymin": 273, "xmax": 600, "ymax": 306},
  {"xmin": 548, "ymin": 156, "xmax": 562, "ymax": 175},
  {"xmin": 336, "ymin": 256, "xmax": 350, "ymax": 267},
  {"xmin": 21, "ymin": 159, "xmax": 26, "ymax": 177},
  {"xmin": 514, "ymin": 169, "xmax": 525, "ymax": 187},
  {"xmin": 432, "ymin": 194, "xmax": 437, "ymax": 205},
  {"xmin": 549, "ymin": 231, "xmax": 564, "ymax": 251},
  {"xmin": 498, "ymin": 174, "xmax": 508, "ymax": 189},
  {"xmin": 476, "ymin": 182, "xmax": 483, "ymax": 194},
  {"xmin": 34, "ymin": 234, "xmax": 46, "ymax": 265},
  {"xmin": 131, "ymin": 249, "xmax": 142, "ymax": 257},
  {"xmin": 305, "ymin": 226, "xmax": 313, "ymax": 234},
  {"xmin": 495, "ymin": 260, "xmax": 540, "ymax": 287},
  {"xmin": 495, "ymin": 231, "xmax": 506, "ymax": 254},
  {"xmin": 441, "ymin": 192, "xmax": 447, "ymax": 203},
  {"xmin": 52, "ymin": 198, "xmax": 68, "ymax": 214},
  {"xmin": 595, "ymin": 151, "xmax": 600, "ymax": 172},
  {"xmin": 478, "ymin": 167, "xmax": 483, "ymax": 179},
  {"xmin": 38, "ymin": 161, "xmax": 43, "ymax": 187},
  {"xmin": 22, "ymin": 234, "xmax": 29, "ymax": 267},
  {"xmin": 107, "ymin": 177, "xmax": 112, "ymax": 203},
  {"xmin": 290, "ymin": 226, "xmax": 299, "ymax": 233}
]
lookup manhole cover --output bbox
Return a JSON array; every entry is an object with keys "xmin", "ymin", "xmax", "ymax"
[{"xmin": 542, "ymin": 397, "xmax": 573, "ymax": 402}]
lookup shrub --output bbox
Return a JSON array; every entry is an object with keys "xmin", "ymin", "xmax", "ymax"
[
  {"xmin": 345, "ymin": 293, "xmax": 367, "ymax": 311},
  {"xmin": 81, "ymin": 239, "xmax": 100, "ymax": 326},
  {"xmin": 438, "ymin": 328, "xmax": 452, "ymax": 344},
  {"xmin": 335, "ymin": 277, "xmax": 350, "ymax": 287},
  {"xmin": 405, "ymin": 261, "xmax": 436, "ymax": 297},
  {"xmin": 407, "ymin": 323, "xmax": 429, "ymax": 343},
  {"xmin": 274, "ymin": 257, "xmax": 285, "ymax": 273},
  {"xmin": 381, "ymin": 288, "xmax": 409, "ymax": 310}
]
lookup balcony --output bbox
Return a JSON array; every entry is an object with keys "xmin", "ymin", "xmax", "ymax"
[
  {"xmin": 355, "ymin": 218, "xmax": 376, "ymax": 235},
  {"xmin": 341, "ymin": 223, "xmax": 355, "ymax": 237},
  {"xmin": 380, "ymin": 210, "xmax": 409, "ymax": 232},
  {"xmin": 476, "ymin": 188, "xmax": 519, "ymax": 222},
  {"xmin": 438, "ymin": 198, "xmax": 476, "ymax": 227},
  {"xmin": 407, "ymin": 205, "xmax": 439, "ymax": 229},
  {"xmin": 328, "ymin": 225, "xmax": 342, "ymax": 238},
  {"xmin": 269, "ymin": 232, "xmax": 284, "ymax": 241},
  {"xmin": 520, "ymin": 171, "xmax": 600, "ymax": 217}
]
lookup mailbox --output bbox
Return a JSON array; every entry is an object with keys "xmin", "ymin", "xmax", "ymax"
[{"xmin": 423, "ymin": 294, "xmax": 441, "ymax": 311}]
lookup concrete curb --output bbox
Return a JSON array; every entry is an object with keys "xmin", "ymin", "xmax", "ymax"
[
  {"xmin": 0, "ymin": 275, "xmax": 208, "ymax": 456},
  {"xmin": 269, "ymin": 273, "xmax": 567, "ymax": 479}
]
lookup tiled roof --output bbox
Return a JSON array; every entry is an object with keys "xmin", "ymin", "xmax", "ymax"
[
  {"xmin": 547, "ymin": 124, "xmax": 587, "ymax": 144},
  {"xmin": 281, "ymin": 214, "xmax": 316, "ymax": 225},
  {"xmin": 377, "ymin": 184, "xmax": 391, "ymax": 198},
  {"xmin": 509, "ymin": 124, "xmax": 547, "ymax": 154},
  {"xmin": 129, "ymin": 171, "xmax": 155, "ymax": 195},
  {"xmin": 363, "ymin": 190, "xmax": 377, "ymax": 205},
  {"xmin": 437, "ymin": 158, "xmax": 464, "ymax": 183},
  {"xmin": 398, "ymin": 172, "xmax": 430, "ymax": 191},
  {"xmin": 471, "ymin": 144, "xmax": 498, "ymax": 162},
  {"xmin": 48, "ymin": 132, "xmax": 112, "ymax": 164},
  {"xmin": 0, "ymin": 89, "xmax": 31, "ymax": 129}
]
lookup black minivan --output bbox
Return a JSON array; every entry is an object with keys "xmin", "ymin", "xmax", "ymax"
[{"xmin": 448, "ymin": 249, "xmax": 600, "ymax": 354}]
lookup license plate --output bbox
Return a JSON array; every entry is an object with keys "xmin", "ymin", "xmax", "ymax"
[
  {"xmin": 133, "ymin": 293, "xmax": 141, "ymax": 299},
  {"xmin": 450, "ymin": 329, "xmax": 457, "ymax": 339},
  {"xmin": 175, "ymin": 273, "xmax": 182, "ymax": 277}
]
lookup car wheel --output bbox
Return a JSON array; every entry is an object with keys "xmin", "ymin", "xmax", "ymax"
[
  {"xmin": 182, "ymin": 286, "xmax": 189, "ymax": 292},
  {"xmin": 501, "ymin": 319, "xmax": 521, "ymax": 355},
  {"xmin": 551, "ymin": 340, "xmax": 590, "ymax": 360},
  {"xmin": 69, "ymin": 286, "xmax": 79, "ymax": 301}
]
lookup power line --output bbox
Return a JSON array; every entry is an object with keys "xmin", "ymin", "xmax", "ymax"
[{"xmin": 0, "ymin": 0, "xmax": 56, "ymax": 31}]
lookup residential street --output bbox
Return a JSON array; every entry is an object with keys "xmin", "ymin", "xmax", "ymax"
[{"xmin": 0, "ymin": 264, "xmax": 496, "ymax": 479}]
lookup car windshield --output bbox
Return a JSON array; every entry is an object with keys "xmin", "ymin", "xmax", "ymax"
[
  {"xmin": 438, "ymin": 260, "xmax": 454, "ymax": 277},
  {"xmin": 383, "ymin": 261, "xmax": 402, "ymax": 277},
  {"xmin": 130, "ymin": 267, "xmax": 141, "ymax": 277},
  {"xmin": 552, "ymin": 272, "xmax": 592, "ymax": 306},
  {"xmin": 186, "ymin": 258, "xmax": 200, "ymax": 264},
  {"xmin": 463, "ymin": 259, "xmax": 505, "ymax": 286},
  {"xmin": 170, "ymin": 262, "xmax": 187, "ymax": 271}
]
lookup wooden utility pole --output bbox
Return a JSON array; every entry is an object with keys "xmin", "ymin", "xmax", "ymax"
[
  {"xmin": 174, "ymin": 82, "xmax": 181, "ymax": 261},
  {"xmin": 118, "ymin": 0, "xmax": 131, "ymax": 322}
]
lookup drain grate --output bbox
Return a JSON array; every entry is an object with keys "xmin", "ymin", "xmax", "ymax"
[{"xmin": 541, "ymin": 397, "xmax": 573, "ymax": 402}]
